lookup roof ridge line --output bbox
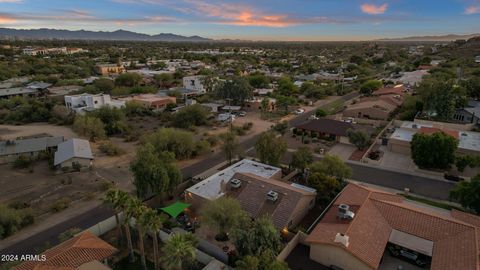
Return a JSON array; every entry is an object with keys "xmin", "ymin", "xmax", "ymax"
[{"xmin": 370, "ymin": 198, "xmax": 478, "ymax": 231}]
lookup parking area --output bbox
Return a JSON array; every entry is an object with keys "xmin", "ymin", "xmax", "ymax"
[
  {"xmin": 328, "ymin": 143, "xmax": 357, "ymax": 160},
  {"xmin": 379, "ymin": 145, "xmax": 416, "ymax": 171},
  {"xmin": 379, "ymin": 252, "xmax": 426, "ymax": 270}
]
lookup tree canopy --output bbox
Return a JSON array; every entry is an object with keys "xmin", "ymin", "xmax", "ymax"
[
  {"xmin": 115, "ymin": 72, "xmax": 142, "ymax": 87},
  {"xmin": 214, "ymin": 77, "xmax": 253, "ymax": 105},
  {"xmin": 201, "ymin": 197, "xmax": 248, "ymax": 239},
  {"xmin": 161, "ymin": 233, "xmax": 198, "ymax": 270},
  {"xmin": 347, "ymin": 129, "xmax": 370, "ymax": 150},
  {"xmin": 172, "ymin": 104, "xmax": 209, "ymax": 129},
  {"xmin": 450, "ymin": 174, "xmax": 480, "ymax": 214},
  {"xmin": 411, "ymin": 132, "xmax": 458, "ymax": 169},
  {"xmin": 309, "ymin": 154, "xmax": 352, "ymax": 180},
  {"xmin": 360, "ymin": 80, "xmax": 382, "ymax": 95},
  {"xmin": 255, "ymin": 131, "xmax": 287, "ymax": 166},
  {"xmin": 141, "ymin": 128, "xmax": 207, "ymax": 160},
  {"xmin": 290, "ymin": 146, "xmax": 314, "ymax": 173},
  {"xmin": 130, "ymin": 143, "xmax": 182, "ymax": 198},
  {"xmin": 232, "ymin": 216, "xmax": 282, "ymax": 257},
  {"xmin": 418, "ymin": 79, "xmax": 458, "ymax": 120}
]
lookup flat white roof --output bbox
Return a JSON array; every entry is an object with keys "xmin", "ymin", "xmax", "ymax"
[
  {"xmin": 186, "ymin": 159, "xmax": 281, "ymax": 200},
  {"xmin": 400, "ymin": 121, "xmax": 432, "ymax": 129},
  {"xmin": 458, "ymin": 131, "xmax": 480, "ymax": 152},
  {"xmin": 391, "ymin": 127, "xmax": 480, "ymax": 152},
  {"xmin": 390, "ymin": 128, "xmax": 416, "ymax": 142}
]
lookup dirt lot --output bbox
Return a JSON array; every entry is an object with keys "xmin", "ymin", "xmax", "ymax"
[
  {"xmin": 0, "ymin": 123, "xmax": 138, "ymax": 220},
  {"xmin": 0, "ymin": 161, "xmax": 110, "ymax": 215},
  {"xmin": 0, "ymin": 123, "xmax": 78, "ymax": 140}
]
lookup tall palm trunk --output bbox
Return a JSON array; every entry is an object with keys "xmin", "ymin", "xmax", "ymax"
[
  {"xmin": 138, "ymin": 227, "xmax": 147, "ymax": 270},
  {"xmin": 152, "ymin": 231, "xmax": 159, "ymax": 270},
  {"xmin": 115, "ymin": 212, "xmax": 123, "ymax": 246},
  {"xmin": 125, "ymin": 223, "xmax": 135, "ymax": 262}
]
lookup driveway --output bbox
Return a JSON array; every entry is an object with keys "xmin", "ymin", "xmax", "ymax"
[
  {"xmin": 379, "ymin": 253, "xmax": 426, "ymax": 270},
  {"xmin": 379, "ymin": 145, "xmax": 416, "ymax": 171},
  {"xmin": 328, "ymin": 144, "xmax": 357, "ymax": 160}
]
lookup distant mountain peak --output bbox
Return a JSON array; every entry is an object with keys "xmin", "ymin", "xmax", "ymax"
[
  {"xmin": 0, "ymin": 28, "xmax": 211, "ymax": 42},
  {"xmin": 377, "ymin": 33, "xmax": 480, "ymax": 42}
]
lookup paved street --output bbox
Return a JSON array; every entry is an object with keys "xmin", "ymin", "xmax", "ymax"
[{"xmin": 0, "ymin": 91, "xmax": 456, "ymax": 257}]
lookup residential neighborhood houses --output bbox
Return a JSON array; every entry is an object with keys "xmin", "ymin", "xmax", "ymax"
[{"xmin": 0, "ymin": 35, "xmax": 479, "ymax": 270}]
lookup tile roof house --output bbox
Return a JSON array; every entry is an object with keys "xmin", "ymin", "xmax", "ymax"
[
  {"xmin": 294, "ymin": 119, "xmax": 373, "ymax": 144},
  {"xmin": 306, "ymin": 183, "xmax": 480, "ymax": 270},
  {"xmin": 342, "ymin": 99, "xmax": 397, "ymax": 121},
  {"xmin": 54, "ymin": 138, "xmax": 93, "ymax": 168},
  {"xmin": 228, "ymin": 172, "xmax": 316, "ymax": 229},
  {"xmin": 120, "ymin": 94, "xmax": 176, "ymax": 111},
  {"xmin": 14, "ymin": 231, "xmax": 117, "ymax": 270},
  {"xmin": 372, "ymin": 85, "xmax": 406, "ymax": 97},
  {"xmin": 185, "ymin": 159, "xmax": 316, "ymax": 229}
]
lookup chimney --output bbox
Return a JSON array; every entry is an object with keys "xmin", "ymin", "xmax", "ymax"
[{"xmin": 334, "ymin": 233, "xmax": 350, "ymax": 247}]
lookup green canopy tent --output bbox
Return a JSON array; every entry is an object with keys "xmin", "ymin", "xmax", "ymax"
[{"xmin": 159, "ymin": 202, "xmax": 191, "ymax": 218}]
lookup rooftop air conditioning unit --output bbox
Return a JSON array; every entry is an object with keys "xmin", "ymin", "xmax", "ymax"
[
  {"xmin": 338, "ymin": 204, "xmax": 355, "ymax": 220},
  {"xmin": 267, "ymin": 190, "xmax": 279, "ymax": 202},
  {"xmin": 230, "ymin": 178, "xmax": 242, "ymax": 189}
]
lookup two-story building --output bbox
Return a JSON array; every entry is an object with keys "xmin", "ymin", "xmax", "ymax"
[{"xmin": 64, "ymin": 93, "xmax": 125, "ymax": 114}]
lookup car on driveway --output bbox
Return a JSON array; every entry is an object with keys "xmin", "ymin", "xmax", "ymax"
[
  {"xmin": 388, "ymin": 244, "xmax": 428, "ymax": 267},
  {"xmin": 236, "ymin": 111, "xmax": 247, "ymax": 117},
  {"xmin": 444, "ymin": 173, "xmax": 464, "ymax": 182},
  {"xmin": 294, "ymin": 108, "xmax": 305, "ymax": 115}
]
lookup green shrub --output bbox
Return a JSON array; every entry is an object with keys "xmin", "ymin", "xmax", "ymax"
[
  {"xmin": 206, "ymin": 136, "xmax": 219, "ymax": 147},
  {"xmin": 242, "ymin": 122, "xmax": 253, "ymax": 130},
  {"xmin": 50, "ymin": 198, "xmax": 71, "ymax": 213},
  {"xmin": 194, "ymin": 140, "xmax": 211, "ymax": 156},
  {"xmin": 0, "ymin": 204, "xmax": 34, "ymax": 239},
  {"xmin": 13, "ymin": 154, "xmax": 34, "ymax": 169},
  {"xmin": 99, "ymin": 141, "xmax": 125, "ymax": 156},
  {"xmin": 58, "ymin": 227, "xmax": 82, "ymax": 242},
  {"xmin": 232, "ymin": 126, "xmax": 247, "ymax": 136}
]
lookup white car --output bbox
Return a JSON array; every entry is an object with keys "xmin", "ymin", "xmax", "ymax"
[
  {"xmin": 294, "ymin": 108, "xmax": 305, "ymax": 115},
  {"xmin": 217, "ymin": 113, "xmax": 235, "ymax": 122}
]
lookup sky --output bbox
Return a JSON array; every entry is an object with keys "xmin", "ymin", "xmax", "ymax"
[{"xmin": 0, "ymin": 0, "xmax": 479, "ymax": 41}]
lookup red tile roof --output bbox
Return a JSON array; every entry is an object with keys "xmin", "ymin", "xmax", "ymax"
[
  {"xmin": 306, "ymin": 183, "xmax": 480, "ymax": 270},
  {"xmin": 372, "ymin": 85, "xmax": 405, "ymax": 96},
  {"xmin": 14, "ymin": 231, "xmax": 117, "ymax": 270}
]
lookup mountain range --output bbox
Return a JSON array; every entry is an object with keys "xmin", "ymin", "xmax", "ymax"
[
  {"xmin": 377, "ymin": 33, "xmax": 480, "ymax": 42},
  {"xmin": 0, "ymin": 28, "xmax": 478, "ymax": 42},
  {"xmin": 0, "ymin": 28, "xmax": 211, "ymax": 42}
]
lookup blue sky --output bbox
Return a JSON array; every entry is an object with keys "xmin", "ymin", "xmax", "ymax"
[{"xmin": 0, "ymin": 0, "xmax": 479, "ymax": 40}]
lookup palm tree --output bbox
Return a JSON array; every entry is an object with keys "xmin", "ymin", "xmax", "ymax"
[
  {"xmin": 161, "ymin": 233, "xmax": 198, "ymax": 270},
  {"xmin": 125, "ymin": 197, "xmax": 148, "ymax": 270},
  {"xmin": 103, "ymin": 189, "xmax": 124, "ymax": 246},
  {"xmin": 141, "ymin": 208, "xmax": 165, "ymax": 270}
]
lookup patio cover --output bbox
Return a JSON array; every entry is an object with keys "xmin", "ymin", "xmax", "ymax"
[{"xmin": 160, "ymin": 202, "xmax": 191, "ymax": 218}]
